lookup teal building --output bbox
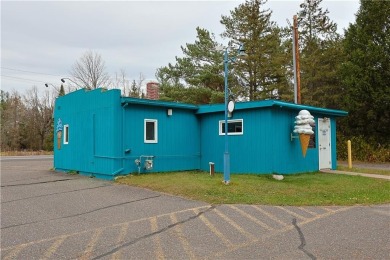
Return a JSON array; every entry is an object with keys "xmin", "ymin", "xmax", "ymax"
[{"xmin": 54, "ymin": 88, "xmax": 347, "ymax": 180}]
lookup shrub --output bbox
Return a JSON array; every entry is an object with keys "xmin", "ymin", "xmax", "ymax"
[{"xmin": 337, "ymin": 134, "xmax": 390, "ymax": 162}]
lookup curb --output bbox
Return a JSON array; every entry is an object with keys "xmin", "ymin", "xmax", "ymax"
[{"xmin": 321, "ymin": 169, "xmax": 390, "ymax": 180}]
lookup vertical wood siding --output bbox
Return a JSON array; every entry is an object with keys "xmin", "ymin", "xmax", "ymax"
[{"xmin": 122, "ymin": 104, "xmax": 200, "ymax": 174}]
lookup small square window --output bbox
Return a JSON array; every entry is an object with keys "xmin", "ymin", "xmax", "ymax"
[
  {"xmin": 219, "ymin": 119, "xmax": 243, "ymax": 135},
  {"xmin": 63, "ymin": 124, "xmax": 69, "ymax": 144},
  {"xmin": 144, "ymin": 119, "xmax": 158, "ymax": 143}
]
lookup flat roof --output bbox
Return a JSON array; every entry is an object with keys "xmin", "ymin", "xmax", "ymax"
[
  {"xmin": 121, "ymin": 97, "xmax": 199, "ymax": 110},
  {"xmin": 121, "ymin": 96, "xmax": 347, "ymax": 117},
  {"xmin": 196, "ymin": 100, "xmax": 348, "ymax": 117}
]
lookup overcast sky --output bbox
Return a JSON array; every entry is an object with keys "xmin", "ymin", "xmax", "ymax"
[{"xmin": 1, "ymin": 0, "xmax": 360, "ymax": 95}]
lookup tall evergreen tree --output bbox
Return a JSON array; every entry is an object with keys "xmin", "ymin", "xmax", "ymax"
[
  {"xmin": 341, "ymin": 0, "xmax": 390, "ymax": 144},
  {"xmin": 221, "ymin": 0, "xmax": 291, "ymax": 101},
  {"xmin": 156, "ymin": 27, "xmax": 228, "ymax": 104},
  {"xmin": 297, "ymin": 0, "xmax": 342, "ymax": 107},
  {"xmin": 59, "ymin": 84, "xmax": 65, "ymax": 97},
  {"xmin": 157, "ymin": 27, "xmax": 224, "ymax": 89}
]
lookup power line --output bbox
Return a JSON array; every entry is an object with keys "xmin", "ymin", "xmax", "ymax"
[
  {"xmin": 1, "ymin": 74, "xmax": 49, "ymax": 84},
  {"xmin": 1, "ymin": 67, "xmax": 62, "ymax": 77}
]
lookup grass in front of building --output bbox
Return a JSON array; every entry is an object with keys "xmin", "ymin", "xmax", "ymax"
[
  {"xmin": 337, "ymin": 165, "xmax": 390, "ymax": 176},
  {"xmin": 116, "ymin": 171, "xmax": 390, "ymax": 206},
  {"xmin": 0, "ymin": 150, "xmax": 53, "ymax": 156}
]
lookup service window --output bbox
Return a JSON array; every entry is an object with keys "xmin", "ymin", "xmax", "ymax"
[
  {"xmin": 309, "ymin": 123, "xmax": 316, "ymax": 148},
  {"xmin": 144, "ymin": 119, "xmax": 158, "ymax": 143},
  {"xmin": 219, "ymin": 119, "xmax": 243, "ymax": 135},
  {"xmin": 63, "ymin": 124, "xmax": 69, "ymax": 144}
]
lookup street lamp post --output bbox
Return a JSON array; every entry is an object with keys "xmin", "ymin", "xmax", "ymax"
[
  {"xmin": 61, "ymin": 77, "xmax": 78, "ymax": 85},
  {"xmin": 221, "ymin": 44, "xmax": 246, "ymax": 185},
  {"xmin": 223, "ymin": 49, "xmax": 230, "ymax": 185},
  {"xmin": 45, "ymin": 83, "xmax": 60, "ymax": 92}
]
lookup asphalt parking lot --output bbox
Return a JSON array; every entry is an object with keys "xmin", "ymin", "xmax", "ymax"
[{"xmin": 1, "ymin": 156, "xmax": 389, "ymax": 259}]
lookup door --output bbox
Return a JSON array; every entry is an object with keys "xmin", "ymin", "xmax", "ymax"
[{"xmin": 318, "ymin": 118, "xmax": 331, "ymax": 169}]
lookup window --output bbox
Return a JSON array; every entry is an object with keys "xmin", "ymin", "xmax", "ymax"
[
  {"xmin": 144, "ymin": 119, "xmax": 158, "ymax": 143},
  {"xmin": 219, "ymin": 119, "xmax": 243, "ymax": 135},
  {"xmin": 63, "ymin": 124, "xmax": 69, "ymax": 144},
  {"xmin": 309, "ymin": 123, "xmax": 316, "ymax": 148}
]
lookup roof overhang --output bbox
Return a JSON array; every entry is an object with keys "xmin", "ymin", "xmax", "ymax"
[
  {"xmin": 121, "ymin": 97, "xmax": 198, "ymax": 110},
  {"xmin": 196, "ymin": 100, "xmax": 348, "ymax": 117}
]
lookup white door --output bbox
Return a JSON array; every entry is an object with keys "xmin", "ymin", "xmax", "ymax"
[{"xmin": 318, "ymin": 118, "xmax": 331, "ymax": 169}]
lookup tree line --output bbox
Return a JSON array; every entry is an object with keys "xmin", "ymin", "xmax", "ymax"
[
  {"xmin": 156, "ymin": 0, "xmax": 389, "ymax": 160},
  {"xmin": 1, "ymin": 0, "xmax": 389, "ymax": 161}
]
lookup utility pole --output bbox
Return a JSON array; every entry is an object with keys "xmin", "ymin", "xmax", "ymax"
[{"xmin": 293, "ymin": 15, "xmax": 301, "ymax": 104}]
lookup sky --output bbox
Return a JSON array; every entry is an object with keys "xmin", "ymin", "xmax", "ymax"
[{"xmin": 1, "ymin": 0, "xmax": 360, "ymax": 96}]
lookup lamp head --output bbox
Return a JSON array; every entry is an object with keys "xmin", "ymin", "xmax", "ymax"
[
  {"xmin": 45, "ymin": 83, "xmax": 49, "ymax": 88},
  {"xmin": 61, "ymin": 78, "xmax": 65, "ymax": 83},
  {"xmin": 237, "ymin": 44, "xmax": 247, "ymax": 57},
  {"xmin": 238, "ymin": 51, "xmax": 248, "ymax": 57}
]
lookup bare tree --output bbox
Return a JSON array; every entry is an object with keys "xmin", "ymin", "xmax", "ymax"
[
  {"xmin": 112, "ymin": 69, "xmax": 131, "ymax": 96},
  {"xmin": 132, "ymin": 73, "xmax": 144, "ymax": 98},
  {"xmin": 70, "ymin": 50, "xmax": 111, "ymax": 89},
  {"xmin": 23, "ymin": 87, "xmax": 54, "ymax": 150},
  {"xmin": 0, "ymin": 90, "xmax": 25, "ymax": 150}
]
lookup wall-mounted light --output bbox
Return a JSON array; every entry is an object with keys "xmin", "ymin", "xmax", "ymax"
[{"xmin": 167, "ymin": 109, "xmax": 173, "ymax": 116}]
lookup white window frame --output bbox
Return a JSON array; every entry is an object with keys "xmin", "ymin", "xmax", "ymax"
[
  {"xmin": 219, "ymin": 119, "xmax": 243, "ymax": 135},
  {"xmin": 144, "ymin": 119, "xmax": 158, "ymax": 143},
  {"xmin": 63, "ymin": 124, "xmax": 69, "ymax": 144}
]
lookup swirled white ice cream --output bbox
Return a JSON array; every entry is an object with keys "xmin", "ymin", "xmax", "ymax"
[{"xmin": 293, "ymin": 110, "xmax": 315, "ymax": 135}]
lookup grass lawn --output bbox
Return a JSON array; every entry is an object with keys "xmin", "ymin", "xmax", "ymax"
[
  {"xmin": 337, "ymin": 165, "xmax": 390, "ymax": 176},
  {"xmin": 116, "ymin": 171, "xmax": 390, "ymax": 206}
]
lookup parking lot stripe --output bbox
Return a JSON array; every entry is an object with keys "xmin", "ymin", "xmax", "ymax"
[
  {"xmin": 42, "ymin": 235, "xmax": 68, "ymax": 259},
  {"xmin": 322, "ymin": 207, "xmax": 336, "ymax": 212},
  {"xmin": 111, "ymin": 223, "xmax": 129, "ymax": 260},
  {"xmin": 251, "ymin": 206, "xmax": 288, "ymax": 227},
  {"xmin": 170, "ymin": 213, "xmax": 197, "ymax": 259},
  {"xmin": 80, "ymin": 229, "xmax": 103, "ymax": 260},
  {"xmin": 150, "ymin": 217, "xmax": 165, "ymax": 260},
  {"xmin": 298, "ymin": 207, "xmax": 318, "ymax": 216},
  {"xmin": 2, "ymin": 244, "xmax": 27, "ymax": 260},
  {"xmin": 0, "ymin": 205, "xmax": 211, "ymax": 253},
  {"xmin": 229, "ymin": 205, "xmax": 273, "ymax": 231},
  {"xmin": 275, "ymin": 206, "xmax": 307, "ymax": 220},
  {"xmin": 209, "ymin": 206, "xmax": 353, "ymax": 259},
  {"xmin": 214, "ymin": 209, "xmax": 257, "ymax": 241},
  {"xmin": 194, "ymin": 209, "xmax": 233, "ymax": 247}
]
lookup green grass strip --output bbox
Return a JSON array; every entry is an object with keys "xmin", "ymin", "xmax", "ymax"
[{"xmin": 116, "ymin": 171, "xmax": 390, "ymax": 206}]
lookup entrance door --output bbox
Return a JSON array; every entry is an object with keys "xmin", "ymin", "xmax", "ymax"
[{"xmin": 318, "ymin": 118, "xmax": 331, "ymax": 169}]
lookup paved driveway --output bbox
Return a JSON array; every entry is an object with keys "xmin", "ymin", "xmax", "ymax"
[{"xmin": 1, "ymin": 156, "xmax": 389, "ymax": 259}]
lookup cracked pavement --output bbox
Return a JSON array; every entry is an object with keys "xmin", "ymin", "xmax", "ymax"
[{"xmin": 1, "ymin": 156, "xmax": 389, "ymax": 259}]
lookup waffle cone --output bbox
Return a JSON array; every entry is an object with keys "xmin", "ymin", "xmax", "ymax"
[
  {"xmin": 299, "ymin": 134, "xmax": 311, "ymax": 157},
  {"xmin": 57, "ymin": 137, "xmax": 61, "ymax": 149}
]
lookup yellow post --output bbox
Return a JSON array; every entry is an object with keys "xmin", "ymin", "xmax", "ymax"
[{"xmin": 347, "ymin": 140, "xmax": 352, "ymax": 168}]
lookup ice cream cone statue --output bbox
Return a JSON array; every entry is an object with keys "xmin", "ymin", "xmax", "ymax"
[
  {"xmin": 294, "ymin": 110, "xmax": 315, "ymax": 157},
  {"xmin": 57, "ymin": 130, "xmax": 62, "ymax": 150}
]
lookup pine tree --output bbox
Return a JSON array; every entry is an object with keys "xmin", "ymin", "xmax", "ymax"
[
  {"xmin": 157, "ymin": 27, "xmax": 224, "ymax": 89},
  {"xmin": 341, "ymin": 0, "xmax": 390, "ymax": 144},
  {"xmin": 221, "ymin": 0, "xmax": 291, "ymax": 101},
  {"xmin": 59, "ymin": 84, "xmax": 65, "ymax": 97},
  {"xmin": 296, "ymin": 0, "xmax": 342, "ymax": 107}
]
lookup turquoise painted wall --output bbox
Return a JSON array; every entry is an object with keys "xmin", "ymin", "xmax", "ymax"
[
  {"xmin": 54, "ymin": 88, "xmax": 200, "ymax": 179},
  {"xmin": 199, "ymin": 106, "xmax": 337, "ymax": 174},
  {"xmin": 200, "ymin": 108, "xmax": 275, "ymax": 174},
  {"xmin": 121, "ymin": 104, "xmax": 200, "ymax": 174},
  {"xmin": 54, "ymin": 89, "xmax": 342, "ymax": 179},
  {"xmin": 54, "ymin": 89, "xmax": 123, "ymax": 179}
]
